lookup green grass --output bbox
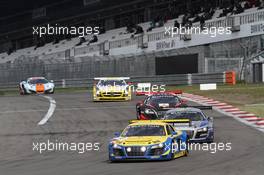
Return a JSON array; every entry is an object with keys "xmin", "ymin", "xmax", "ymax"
[{"xmin": 167, "ymin": 84, "xmax": 264, "ymax": 118}]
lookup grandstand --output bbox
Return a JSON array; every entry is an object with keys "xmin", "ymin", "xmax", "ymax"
[{"xmin": 0, "ymin": 0, "xmax": 264, "ymax": 84}]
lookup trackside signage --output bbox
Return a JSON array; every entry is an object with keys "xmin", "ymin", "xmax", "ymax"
[
  {"xmin": 148, "ymin": 21, "xmax": 264, "ymax": 52},
  {"xmin": 110, "ymin": 21, "xmax": 264, "ymax": 56}
]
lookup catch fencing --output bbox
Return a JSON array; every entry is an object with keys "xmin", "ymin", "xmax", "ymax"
[{"xmin": 0, "ymin": 72, "xmax": 226, "ymax": 90}]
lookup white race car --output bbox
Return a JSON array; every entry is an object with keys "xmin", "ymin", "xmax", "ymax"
[{"xmin": 19, "ymin": 77, "xmax": 55, "ymax": 95}]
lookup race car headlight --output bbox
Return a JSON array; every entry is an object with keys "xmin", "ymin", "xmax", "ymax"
[
  {"xmin": 95, "ymin": 87, "xmax": 101, "ymax": 95},
  {"xmin": 144, "ymin": 108, "xmax": 155, "ymax": 114},
  {"xmin": 113, "ymin": 143, "xmax": 122, "ymax": 149},
  {"xmin": 198, "ymin": 127, "xmax": 208, "ymax": 132},
  {"xmin": 126, "ymin": 147, "xmax": 131, "ymax": 152},
  {"xmin": 140, "ymin": 146, "xmax": 147, "ymax": 152},
  {"xmin": 151, "ymin": 143, "xmax": 164, "ymax": 149}
]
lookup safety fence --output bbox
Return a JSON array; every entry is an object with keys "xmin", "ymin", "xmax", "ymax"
[{"xmin": 0, "ymin": 72, "xmax": 236, "ymax": 90}]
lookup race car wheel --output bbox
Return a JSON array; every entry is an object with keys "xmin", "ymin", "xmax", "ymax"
[
  {"xmin": 206, "ymin": 131, "xmax": 214, "ymax": 143},
  {"xmin": 185, "ymin": 136, "xmax": 189, "ymax": 155},
  {"xmin": 170, "ymin": 140, "xmax": 177, "ymax": 160},
  {"xmin": 136, "ymin": 107, "xmax": 140, "ymax": 119},
  {"xmin": 108, "ymin": 155, "xmax": 116, "ymax": 163},
  {"xmin": 20, "ymin": 85, "xmax": 28, "ymax": 95},
  {"xmin": 184, "ymin": 145, "xmax": 189, "ymax": 156},
  {"xmin": 19, "ymin": 88, "xmax": 24, "ymax": 95},
  {"xmin": 50, "ymin": 89, "xmax": 55, "ymax": 94}
]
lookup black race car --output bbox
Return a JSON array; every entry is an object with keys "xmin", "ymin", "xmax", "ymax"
[{"xmin": 136, "ymin": 92, "xmax": 187, "ymax": 120}]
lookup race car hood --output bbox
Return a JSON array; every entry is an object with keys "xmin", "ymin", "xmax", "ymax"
[
  {"xmin": 174, "ymin": 120, "xmax": 208, "ymax": 130},
  {"xmin": 27, "ymin": 83, "xmax": 53, "ymax": 90},
  {"xmin": 112, "ymin": 136, "xmax": 168, "ymax": 146},
  {"xmin": 148, "ymin": 102, "xmax": 180, "ymax": 111},
  {"xmin": 98, "ymin": 85, "xmax": 127, "ymax": 92}
]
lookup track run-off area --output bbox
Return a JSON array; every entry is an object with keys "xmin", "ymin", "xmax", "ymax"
[{"xmin": 0, "ymin": 92, "xmax": 263, "ymax": 175}]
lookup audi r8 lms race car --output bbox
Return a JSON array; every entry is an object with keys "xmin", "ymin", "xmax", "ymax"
[
  {"xmin": 163, "ymin": 107, "xmax": 214, "ymax": 143},
  {"xmin": 108, "ymin": 120, "xmax": 189, "ymax": 162},
  {"xmin": 19, "ymin": 77, "xmax": 55, "ymax": 95},
  {"xmin": 136, "ymin": 92, "xmax": 187, "ymax": 120},
  {"xmin": 93, "ymin": 77, "xmax": 131, "ymax": 101}
]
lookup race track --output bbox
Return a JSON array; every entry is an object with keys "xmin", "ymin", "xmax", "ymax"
[{"xmin": 0, "ymin": 92, "xmax": 263, "ymax": 175}]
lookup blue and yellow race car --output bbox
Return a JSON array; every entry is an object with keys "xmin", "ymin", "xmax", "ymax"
[{"xmin": 108, "ymin": 120, "xmax": 189, "ymax": 162}]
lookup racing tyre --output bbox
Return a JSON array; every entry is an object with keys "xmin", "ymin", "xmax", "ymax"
[
  {"xmin": 20, "ymin": 85, "xmax": 28, "ymax": 95},
  {"xmin": 136, "ymin": 106, "xmax": 140, "ymax": 119},
  {"xmin": 50, "ymin": 89, "xmax": 55, "ymax": 94},
  {"xmin": 108, "ymin": 155, "xmax": 116, "ymax": 163},
  {"xmin": 170, "ymin": 140, "xmax": 176, "ymax": 160},
  {"xmin": 185, "ymin": 136, "xmax": 189, "ymax": 156}
]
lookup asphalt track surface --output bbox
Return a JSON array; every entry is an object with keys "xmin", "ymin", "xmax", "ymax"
[{"xmin": 0, "ymin": 92, "xmax": 263, "ymax": 175}]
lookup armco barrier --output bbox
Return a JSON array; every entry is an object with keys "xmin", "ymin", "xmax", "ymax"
[{"xmin": 0, "ymin": 72, "xmax": 232, "ymax": 89}]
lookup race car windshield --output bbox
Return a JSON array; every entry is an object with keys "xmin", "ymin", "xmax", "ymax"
[
  {"xmin": 122, "ymin": 125, "xmax": 166, "ymax": 137},
  {"xmin": 164, "ymin": 112, "xmax": 204, "ymax": 121},
  {"xmin": 148, "ymin": 96, "xmax": 179, "ymax": 104},
  {"xmin": 99, "ymin": 80, "xmax": 125, "ymax": 86},
  {"xmin": 28, "ymin": 79, "xmax": 49, "ymax": 84}
]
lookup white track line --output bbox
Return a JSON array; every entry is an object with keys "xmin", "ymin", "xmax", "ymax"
[{"xmin": 38, "ymin": 95, "xmax": 56, "ymax": 126}]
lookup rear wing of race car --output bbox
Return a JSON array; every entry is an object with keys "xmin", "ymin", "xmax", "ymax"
[
  {"xmin": 136, "ymin": 90, "xmax": 183, "ymax": 96},
  {"xmin": 129, "ymin": 119, "xmax": 191, "ymax": 127},
  {"xmin": 147, "ymin": 90, "xmax": 183, "ymax": 95},
  {"xmin": 184, "ymin": 106, "xmax": 213, "ymax": 110}
]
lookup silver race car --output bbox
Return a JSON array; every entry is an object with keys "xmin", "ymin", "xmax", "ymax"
[
  {"xmin": 19, "ymin": 77, "xmax": 55, "ymax": 95},
  {"xmin": 162, "ymin": 107, "xmax": 214, "ymax": 143}
]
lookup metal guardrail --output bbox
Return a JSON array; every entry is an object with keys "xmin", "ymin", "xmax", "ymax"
[{"xmin": 0, "ymin": 72, "xmax": 225, "ymax": 90}]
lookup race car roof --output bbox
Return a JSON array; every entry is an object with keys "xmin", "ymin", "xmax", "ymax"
[
  {"xmin": 28, "ymin": 77, "xmax": 45, "ymax": 80},
  {"xmin": 129, "ymin": 121, "xmax": 168, "ymax": 126},
  {"xmin": 129, "ymin": 119, "xmax": 190, "ymax": 125}
]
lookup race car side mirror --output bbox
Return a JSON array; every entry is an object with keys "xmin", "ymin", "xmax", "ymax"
[
  {"xmin": 172, "ymin": 131, "xmax": 177, "ymax": 135},
  {"xmin": 208, "ymin": 117, "xmax": 213, "ymax": 121},
  {"xmin": 114, "ymin": 132, "xmax": 120, "ymax": 137},
  {"xmin": 50, "ymin": 80, "xmax": 54, "ymax": 83}
]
